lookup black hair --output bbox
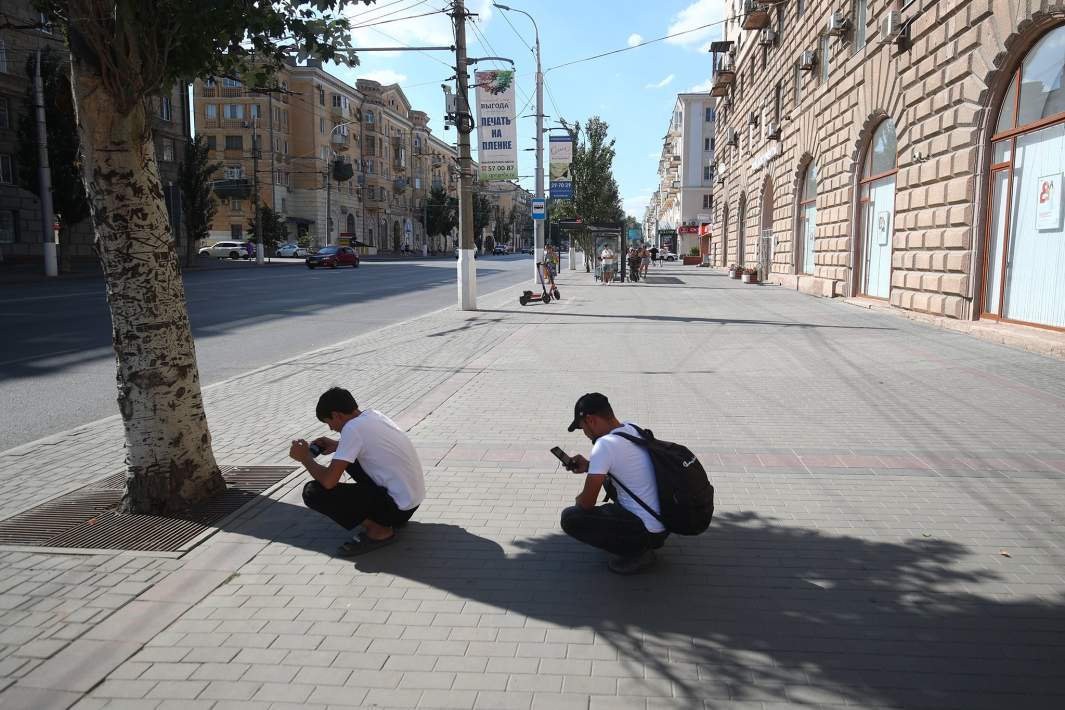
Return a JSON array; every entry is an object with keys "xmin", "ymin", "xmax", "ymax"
[{"xmin": 316, "ymin": 387, "xmax": 358, "ymax": 421}]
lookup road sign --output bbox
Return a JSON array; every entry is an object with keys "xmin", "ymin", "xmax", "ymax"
[{"xmin": 531, "ymin": 198, "xmax": 546, "ymax": 220}]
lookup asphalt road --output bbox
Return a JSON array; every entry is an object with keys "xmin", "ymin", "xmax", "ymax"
[{"xmin": 0, "ymin": 255, "xmax": 539, "ymax": 451}]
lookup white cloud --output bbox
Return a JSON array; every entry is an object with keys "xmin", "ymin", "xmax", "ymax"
[
  {"xmin": 687, "ymin": 79, "xmax": 714, "ymax": 93},
  {"xmin": 645, "ymin": 73, "xmax": 675, "ymax": 89},
  {"xmin": 666, "ymin": 0, "xmax": 726, "ymax": 50},
  {"xmin": 624, "ymin": 194, "xmax": 652, "ymax": 217},
  {"xmin": 356, "ymin": 69, "xmax": 408, "ymax": 85},
  {"xmin": 627, "ymin": 33, "xmax": 644, "ymax": 47}
]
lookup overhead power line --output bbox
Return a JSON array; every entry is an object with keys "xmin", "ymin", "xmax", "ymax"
[{"xmin": 545, "ymin": 18, "xmax": 728, "ymax": 73}]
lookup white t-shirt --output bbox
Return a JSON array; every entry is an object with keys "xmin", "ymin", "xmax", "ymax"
[
  {"xmin": 600, "ymin": 249, "xmax": 615, "ymax": 266},
  {"xmin": 587, "ymin": 423, "xmax": 664, "ymax": 533},
  {"xmin": 332, "ymin": 410, "xmax": 426, "ymax": 510}
]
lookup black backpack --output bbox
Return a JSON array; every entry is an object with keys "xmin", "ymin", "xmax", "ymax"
[{"xmin": 609, "ymin": 426, "xmax": 714, "ymax": 535}]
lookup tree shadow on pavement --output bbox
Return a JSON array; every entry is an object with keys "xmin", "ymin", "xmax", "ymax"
[
  {"xmin": 230, "ymin": 501, "xmax": 1065, "ymax": 709},
  {"xmin": 475, "ymin": 308, "xmax": 897, "ymax": 331}
]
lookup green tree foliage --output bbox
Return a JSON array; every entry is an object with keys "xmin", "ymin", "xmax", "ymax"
[
  {"xmin": 15, "ymin": 47, "xmax": 90, "ymax": 270},
  {"xmin": 425, "ymin": 186, "xmax": 456, "ymax": 238},
  {"xmin": 550, "ymin": 116, "xmax": 625, "ymax": 270},
  {"xmin": 178, "ymin": 136, "xmax": 221, "ymax": 264},
  {"xmin": 247, "ymin": 205, "xmax": 288, "ymax": 255},
  {"xmin": 473, "ymin": 191, "xmax": 493, "ymax": 252}
]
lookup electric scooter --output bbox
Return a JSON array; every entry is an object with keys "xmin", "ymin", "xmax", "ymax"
[{"xmin": 519, "ymin": 262, "xmax": 560, "ymax": 306}]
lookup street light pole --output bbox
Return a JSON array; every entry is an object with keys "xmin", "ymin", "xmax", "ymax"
[
  {"xmin": 452, "ymin": 0, "xmax": 477, "ymax": 309},
  {"xmin": 495, "ymin": 4, "xmax": 543, "ymax": 284}
]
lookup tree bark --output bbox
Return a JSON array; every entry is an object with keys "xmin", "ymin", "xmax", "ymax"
[{"xmin": 73, "ymin": 63, "xmax": 225, "ymax": 514}]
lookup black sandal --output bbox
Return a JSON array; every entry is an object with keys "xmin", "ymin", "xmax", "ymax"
[{"xmin": 336, "ymin": 535, "xmax": 397, "ymax": 557}]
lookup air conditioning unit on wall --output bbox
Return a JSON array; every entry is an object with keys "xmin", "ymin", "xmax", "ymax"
[
  {"xmin": 724, "ymin": 128, "xmax": 737, "ymax": 146},
  {"xmin": 759, "ymin": 29, "xmax": 776, "ymax": 47},
  {"xmin": 799, "ymin": 50, "xmax": 817, "ymax": 71},
  {"xmin": 827, "ymin": 11, "xmax": 850, "ymax": 37}
]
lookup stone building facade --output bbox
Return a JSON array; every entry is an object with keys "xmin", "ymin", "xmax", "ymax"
[
  {"xmin": 0, "ymin": 0, "xmax": 191, "ymax": 266},
  {"xmin": 644, "ymin": 93, "xmax": 718, "ymax": 257},
  {"xmin": 711, "ymin": 0, "xmax": 1065, "ymax": 332},
  {"xmin": 193, "ymin": 61, "xmax": 476, "ymax": 253}
]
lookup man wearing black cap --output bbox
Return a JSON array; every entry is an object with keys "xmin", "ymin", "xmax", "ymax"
[{"xmin": 560, "ymin": 393, "xmax": 668, "ymax": 574}]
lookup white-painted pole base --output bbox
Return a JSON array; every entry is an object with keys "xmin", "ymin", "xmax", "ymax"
[
  {"xmin": 457, "ymin": 249, "xmax": 477, "ymax": 310},
  {"xmin": 43, "ymin": 242, "xmax": 58, "ymax": 277},
  {"xmin": 533, "ymin": 247, "xmax": 544, "ymax": 283},
  {"xmin": 569, "ymin": 244, "xmax": 576, "ymax": 270}
]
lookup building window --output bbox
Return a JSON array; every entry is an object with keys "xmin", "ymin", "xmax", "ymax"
[
  {"xmin": 704, "ymin": 137, "xmax": 711, "ymax": 151},
  {"xmin": 230, "ymin": 198, "xmax": 242, "ymax": 212},
  {"xmin": 320, "ymin": 117, "xmax": 325, "ymax": 134},
  {"xmin": 704, "ymin": 107, "xmax": 714, "ymax": 122},
  {"xmin": 703, "ymin": 165, "xmax": 711, "ymax": 181},
  {"xmin": 857, "ymin": 119, "xmax": 897, "ymax": 298},
  {"xmin": 230, "ymin": 224, "xmax": 242, "ymax": 238},
  {"xmin": 819, "ymin": 35, "xmax": 831, "ymax": 84},
  {"xmin": 318, "ymin": 87, "xmax": 325, "ymax": 105},
  {"xmin": 223, "ymin": 103, "xmax": 243, "ymax": 120},
  {"xmin": 981, "ymin": 24, "xmax": 1065, "ymax": 329},
  {"xmin": 281, "ymin": 198, "xmax": 287, "ymax": 212},
  {"xmin": 0, "ymin": 154, "xmax": 13, "ymax": 184},
  {"xmin": 222, "ymin": 78, "xmax": 242, "ymax": 88},
  {"xmin": 161, "ymin": 139, "xmax": 175, "ymax": 162},
  {"xmin": 0, "ymin": 210, "xmax": 15, "ymax": 243},
  {"xmin": 798, "ymin": 163, "xmax": 817, "ymax": 274},
  {"xmin": 0, "ymin": 40, "xmax": 8, "ymax": 74},
  {"xmin": 205, "ymin": 135, "xmax": 217, "ymax": 151},
  {"xmin": 250, "ymin": 104, "xmax": 261, "ymax": 119},
  {"xmin": 366, "ymin": 110, "xmax": 374, "ymax": 124},
  {"xmin": 159, "ymin": 95, "xmax": 172, "ymax": 121},
  {"xmin": 0, "ymin": 97, "xmax": 9, "ymax": 129},
  {"xmin": 774, "ymin": 82, "xmax": 783, "ymax": 124},
  {"xmin": 853, "ymin": 0, "xmax": 867, "ymax": 52},
  {"xmin": 224, "ymin": 165, "xmax": 243, "ymax": 179},
  {"xmin": 206, "ymin": 103, "xmax": 218, "ymax": 119},
  {"xmin": 797, "ymin": 0, "xmax": 805, "ymax": 15},
  {"xmin": 702, "ymin": 194, "xmax": 712, "ymax": 210},
  {"xmin": 794, "ymin": 62, "xmax": 802, "ymax": 106},
  {"xmin": 224, "ymin": 135, "xmax": 243, "ymax": 151},
  {"xmin": 204, "ymin": 78, "xmax": 215, "ymax": 88}
]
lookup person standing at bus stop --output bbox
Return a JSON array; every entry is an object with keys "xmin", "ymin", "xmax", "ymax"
[{"xmin": 600, "ymin": 244, "xmax": 616, "ymax": 284}]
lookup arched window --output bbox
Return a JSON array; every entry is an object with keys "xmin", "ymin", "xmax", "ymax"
[
  {"xmin": 857, "ymin": 119, "xmax": 897, "ymax": 298},
  {"xmin": 983, "ymin": 25, "xmax": 1065, "ymax": 330},
  {"xmin": 798, "ymin": 163, "xmax": 817, "ymax": 274}
]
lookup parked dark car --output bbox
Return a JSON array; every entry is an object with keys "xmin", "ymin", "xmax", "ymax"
[{"xmin": 306, "ymin": 246, "xmax": 359, "ymax": 269}]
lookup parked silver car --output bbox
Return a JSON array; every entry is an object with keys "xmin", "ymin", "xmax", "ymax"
[
  {"xmin": 275, "ymin": 243, "xmax": 308, "ymax": 258},
  {"xmin": 198, "ymin": 240, "xmax": 250, "ymax": 259}
]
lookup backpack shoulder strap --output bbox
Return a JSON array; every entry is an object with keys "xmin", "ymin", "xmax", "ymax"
[{"xmin": 606, "ymin": 473, "xmax": 665, "ymax": 526}]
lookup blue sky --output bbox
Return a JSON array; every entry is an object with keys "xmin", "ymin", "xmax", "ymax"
[{"xmin": 328, "ymin": 0, "xmax": 726, "ymax": 219}]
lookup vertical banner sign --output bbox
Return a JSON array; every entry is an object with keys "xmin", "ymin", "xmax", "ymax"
[
  {"xmin": 475, "ymin": 71, "xmax": 518, "ymax": 181},
  {"xmin": 1037, "ymin": 173, "xmax": 1062, "ymax": 230},
  {"xmin": 550, "ymin": 135, "xmax": 573, "ymax": 199}
]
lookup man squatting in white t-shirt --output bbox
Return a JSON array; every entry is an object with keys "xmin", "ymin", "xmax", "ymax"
[
  {"xmin": 560, "ymin": 393, "xmax": 669, "ymax": 575},
  {"xmin": 289, "ymin": 387, "xmax": 426, "ymax": 557}
]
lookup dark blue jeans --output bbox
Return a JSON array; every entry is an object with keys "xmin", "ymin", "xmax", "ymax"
[{"xmin": 561, "ymin": 503, "xmax": 669, "ymax": 558}]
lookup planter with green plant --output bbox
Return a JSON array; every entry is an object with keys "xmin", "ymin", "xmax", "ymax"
[
  {"xmin": 741, "ymin": 267, "xmax": 760, "ymax": 284},
  {"xmin": 682, "ymin": 246, "xmax": 702, "ymax": 265}
]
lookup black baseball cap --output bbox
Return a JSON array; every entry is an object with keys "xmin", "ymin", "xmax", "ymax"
[{"xmin": 567, "ymin": 392, "xmax": 612, "ymax": 432}]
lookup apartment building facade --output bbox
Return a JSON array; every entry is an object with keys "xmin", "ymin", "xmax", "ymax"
[
  {"xmin": 711, "ymin": 0, "xmax": 1065, "ymax": 333},
  {"xmin": 193, "ymin": 61, "xmax": 467, "ymax": 253},
  {"xmin": 0, "ymin": 0, "xmax": 191, "ymax": 265},
  {"xmin": 645, "ymin": 93, "xmax": 717, "ymax": 256}
]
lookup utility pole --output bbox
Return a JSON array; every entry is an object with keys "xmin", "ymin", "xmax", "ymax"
[
  {"xmin": 453, "ymin": 0, "xmax": 476, "ymax": 310},
  {"xmin": 34, "ymin": 49, "xmax": 57, "ymax": 277},
  {"xmin": 252, "ymin": 117, "xmax": 264, "ymax": 264}
]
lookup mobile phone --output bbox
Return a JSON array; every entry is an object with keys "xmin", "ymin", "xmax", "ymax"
[
  {"xmin": 550, "ymin": 446, "xmax": 573, "ymax": 469},
  {"xmin": 309, "ymin": 443, "xmax": 324, "ymax": 457}
]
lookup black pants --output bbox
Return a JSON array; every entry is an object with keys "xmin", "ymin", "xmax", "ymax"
[
  {"xmin": 560, "ymin": 503, "xmax": 669, "ymax": 558},
  {"xmin": 303, "ymin": 462, "xmax": 417, "ymax": 530}
]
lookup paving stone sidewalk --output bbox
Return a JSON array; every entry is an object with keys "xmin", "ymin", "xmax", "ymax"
[{"xmin": 2, "ymin": 264, "xmax": 1065, "ymax": 709}]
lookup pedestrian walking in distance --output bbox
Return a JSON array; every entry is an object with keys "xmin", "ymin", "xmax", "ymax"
[
  {"xmin": 289, "ymin": 387, "xmax": 425, "ymax": 557},
  {"xmin": 559, "ymin": 393, "xmax": 668, "ymax": 574}
]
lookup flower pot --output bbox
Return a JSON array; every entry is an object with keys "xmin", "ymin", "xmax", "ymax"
[
  {"xmin": 741, "ymin": 273, "xmax": 759, "ymax": 284},
  {"xmin": 730, "ymin": 270, "xmax": 742, "ymax": 279},
  {"xmin": 682, "ymin": 255, "xmax": 702, "ymax": 265}
]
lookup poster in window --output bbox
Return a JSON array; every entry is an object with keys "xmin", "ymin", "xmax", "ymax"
[
  {"xmin": 1036, "ymin": 173, "xmax": 1062, "ymax": 231},
  {"xmin": 877, "ymin": 211, "xmax": 890, "ymax": 246}
]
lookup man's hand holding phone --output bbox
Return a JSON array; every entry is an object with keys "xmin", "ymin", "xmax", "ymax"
[{"xmin": 551, "ymin": 446, "xmax": 588, "ymax": 474}]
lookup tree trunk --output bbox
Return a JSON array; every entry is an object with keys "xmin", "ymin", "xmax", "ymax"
[{"xmin": 73, "ymin": 64, "xmax": 225, "ymax": 514}]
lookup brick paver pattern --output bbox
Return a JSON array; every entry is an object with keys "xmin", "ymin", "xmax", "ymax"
[{"xmin": 1, "ymin": 263, "xmax": 1064, "ymax": 709}]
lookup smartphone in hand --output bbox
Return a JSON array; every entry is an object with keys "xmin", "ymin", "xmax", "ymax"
[{"xmin": 550, "ymin": 446, "xmax": 574, "ymax": 470}]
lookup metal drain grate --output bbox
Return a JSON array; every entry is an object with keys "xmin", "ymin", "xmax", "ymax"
[
  {"xmin": 0, "ymin": 466, "xmax": 295, "ymax": 552},
  {"xmin": 643, "ymin": 276, "xmax": 685, "ymax": 284}
]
